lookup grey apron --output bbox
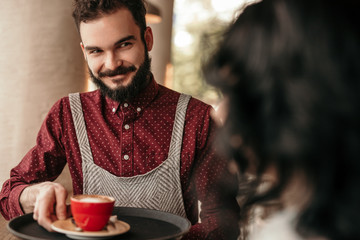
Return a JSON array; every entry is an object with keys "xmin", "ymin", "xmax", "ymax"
[{"xmin": 69, "ymin": 93, "xmax": 190, "ymax": 217}]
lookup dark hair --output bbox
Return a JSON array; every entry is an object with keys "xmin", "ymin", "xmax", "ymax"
[
  {"xmin": 205, "ymin": 0, "xmax": 360, "ymax": 239},
  {"xmin": 72, "ymin": 0, "xmax": 147, "ymax": 41}
]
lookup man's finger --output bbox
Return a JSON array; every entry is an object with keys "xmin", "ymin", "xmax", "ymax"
[
  {"xmin": 54, "ymin": 184, "xmax": 68, "ymax": 220},
  {"xmin": 33, "ymin": 201, "xmax": 39, "ymax": 220},
  {"xmin": 36, "ymin": 193, "xmax": 56, "ymax": 231}
]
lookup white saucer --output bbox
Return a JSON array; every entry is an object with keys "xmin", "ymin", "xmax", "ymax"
[{"xmin": 51, "ymin": 217, "xmax": 130, "ymax": 240}]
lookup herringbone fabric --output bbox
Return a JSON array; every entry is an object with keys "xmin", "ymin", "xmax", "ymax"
[
  {"xmin": 69, "ymin": 93, "xmax": 95, "ymax": 182},
  {"xmin": 69, "ymin": 93, "xmax": 190, "ymax": 217}
]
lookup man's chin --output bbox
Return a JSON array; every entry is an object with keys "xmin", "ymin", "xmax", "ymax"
[
  {"xmin": 111, "ymin": 74, "xmax": 136, "ymax": 87},
  {"xmin": 108, "ymin": 82, "xmax": 133, "ymax": 92}
]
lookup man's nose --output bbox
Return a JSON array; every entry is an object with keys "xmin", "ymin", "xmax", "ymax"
[{"xmin": 104, "ymin": 53, "xmax": 122, "ymax": 70}]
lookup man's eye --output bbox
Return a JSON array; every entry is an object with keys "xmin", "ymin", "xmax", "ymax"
[
  {"xmin": 120, "ymin": 42, "xmax": 132, "ymax": 48},
  {"xmin": 89, "ymin": 49, "xmax": 102, "ymax": 54}
]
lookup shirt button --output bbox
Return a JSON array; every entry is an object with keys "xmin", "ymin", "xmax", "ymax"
[
  {"xmin": 124, "ymin": 103, "xmax": 129, "ymax": 107},
  {"xmin": 112, "ymin": 107, "xmax": 116, "ymax": 113},
  {"xmin": 137, "ymin": 107, "xmax": 141, "ymax": 112},
  {"xmin": 123, "ymin": 154, "xmax": 129, "ymax": 160},
  {"xmin": 124, "ymin": 124, "xmax": 130, "ymax": 130}
]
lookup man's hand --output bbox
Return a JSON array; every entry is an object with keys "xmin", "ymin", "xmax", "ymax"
[{"xmin": 20, "ymin": 182, "xmax": 69, "ymax": 231}]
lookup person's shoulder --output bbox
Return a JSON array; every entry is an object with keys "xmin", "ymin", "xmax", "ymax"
[
  {"xmin": 158, "ymin": 84, "xmax": 211, "ymax": 110},
  {"xmin": 157, "ymin": 84, "xmax": 179, "ymax": 98},
  {"xmin": 186, "ymin": 96, "xmax": 213, "ymax": 126},
  {"xmin": 157, "ymin": 85, "xmax": 212, "ymax": 123},
  {"xmin": 67, "ymin": 89, "xmax": 101, "ymax": 105},
  {"xmin": 50, "ymin": 90, "xmax": 101, "ymax": 111},
  {"xmin": 78, "ymin": 89, "xmax": 100, "ymax": 101},
  {"xmin": 188, "ymin": 95, "xmax": 211, "ymax": 109}
]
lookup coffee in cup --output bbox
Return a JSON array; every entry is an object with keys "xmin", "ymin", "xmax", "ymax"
[{"xmin": 70, "ymin": 194, "xmax": 115, "ymax": 231}]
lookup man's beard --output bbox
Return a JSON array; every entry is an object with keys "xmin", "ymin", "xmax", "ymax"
[{"xmin": 89, "ymin": 52, "xmax": 151, "ymax": 103}]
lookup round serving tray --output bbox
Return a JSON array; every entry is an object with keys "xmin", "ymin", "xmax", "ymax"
[{"xmin": 7, "ymin": 206, "xmax": 191, "ymax": 240}]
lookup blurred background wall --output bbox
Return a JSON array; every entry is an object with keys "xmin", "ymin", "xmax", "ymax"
[{"xmin": 0, "ymin": 0, "xmax": 85, "ymax": 192}]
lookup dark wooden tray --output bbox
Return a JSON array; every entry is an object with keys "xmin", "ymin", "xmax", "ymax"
[{"xmin": 7, "ymin": 207, "xmax": 191, "ymax": 240}]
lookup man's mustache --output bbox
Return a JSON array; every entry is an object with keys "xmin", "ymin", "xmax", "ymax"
[{"xmin": 98, "ymin": 65, "xmax": 136, "ymax": 78}]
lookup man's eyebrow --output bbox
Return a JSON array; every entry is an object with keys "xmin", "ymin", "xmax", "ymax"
[
  {"xmin": 114, "ymin": 35, "xmax": 136, "ymax": 46},
  {"xmin": 83, "ymin": 35, "xmax": 136, "ymax": 51},
  {"xmin": 84, "ymin": 45, "xmax": 101, "ymax": 51}
]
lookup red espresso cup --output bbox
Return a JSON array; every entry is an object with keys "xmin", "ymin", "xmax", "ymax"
[{"xmin": 70, "ymin": 194, "xmax": 115, "ymax": 231}]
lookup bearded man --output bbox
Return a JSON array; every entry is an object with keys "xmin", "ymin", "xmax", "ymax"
[{"xmin": 0, "ymin": 1, "xmax": 240, "ymax": 239}]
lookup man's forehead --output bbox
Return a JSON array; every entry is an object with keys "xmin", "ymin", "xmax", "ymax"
[
  {"xmin": 79, "ymin": 8, "xmax": 138, "ymax": 34},
  {"xmin": 79, "ymin": 8, "xmax": 140, "ymax": 45}
]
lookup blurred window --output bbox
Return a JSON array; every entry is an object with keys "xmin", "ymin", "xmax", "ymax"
[{"xmin": 171, "ymin": 0, "xmax": 258, "ymax": 105}]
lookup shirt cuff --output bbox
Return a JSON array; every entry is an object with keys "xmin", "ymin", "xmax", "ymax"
[{"xmin": 8, "ymin": 184, "xmax": 29, "ymax": 218}]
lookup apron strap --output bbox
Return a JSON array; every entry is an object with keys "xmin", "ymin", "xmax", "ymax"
[
  {"xmin": 168, "ymin": 94, "xmax": 191, "ymax": 157},
  {"xmin": 69, "ymin": 93, "xmax": 94, "ymax": 185}
]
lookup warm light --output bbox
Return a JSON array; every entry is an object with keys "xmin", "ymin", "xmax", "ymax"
[
  {"xmin": 174, "ymin": 30, "xmax": 193, "ymax": 48},
  {"xmin": 164, "ymin": 63, "xmax": 173, "ymax": 89},
  {"xmin": 211, "ymin": 0, "xmax": 246, "ymax": 12},
  {"xmin": 146, "ymin": 14, "xmax": 162, "ymax": 24},
  {"xmin": 146, "ymin": 2, "xmax": 162, "ymax": 24}
]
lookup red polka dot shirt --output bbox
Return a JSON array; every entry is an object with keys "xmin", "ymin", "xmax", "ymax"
[{"xmin": 0, "ymin": 78, "xmax": 239, "ymax": 239}]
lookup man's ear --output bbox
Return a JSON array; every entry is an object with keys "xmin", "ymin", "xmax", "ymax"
[
  {"xmin": 80, "ymin": 42, "xmax": 87, "ymax": 61},
  {"xmin": 144, "ymin": 27, "xmax": 154, "ymax": 51}
]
